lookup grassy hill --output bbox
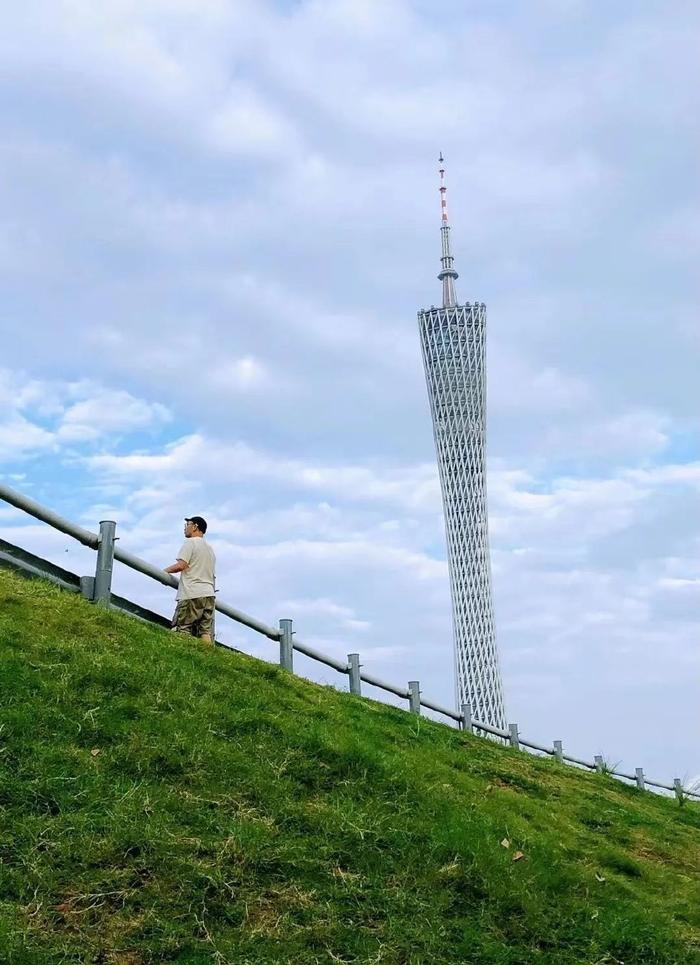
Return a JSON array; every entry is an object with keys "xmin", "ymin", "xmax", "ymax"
[{"xmin": 0, "ymin": 567, "xmax": 698, "ymax": 964}]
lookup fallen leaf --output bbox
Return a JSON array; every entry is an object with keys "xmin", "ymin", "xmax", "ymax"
[
  {"xmin": 512, "ymin": 851, "xmax": 525, "ymax": 862},
  {"xmin": 90, "ymin": 748, "xmax": 101, "ymax": 757},
  {"xmin": 500, "ymin": 838, "xmax": 510, "ymax": 849}
]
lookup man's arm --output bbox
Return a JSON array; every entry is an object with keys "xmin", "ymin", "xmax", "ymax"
[
  {"xmin": 165, "ymin": 558, "xmax": 189, "ymax": 575},
  {"xmin": 166, "ymin": 539, "xmax": 194, "ymax": 575}
]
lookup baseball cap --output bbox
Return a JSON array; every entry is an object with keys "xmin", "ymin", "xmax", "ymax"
[{"xmin": 185, "ymin": 515, "xmax": 208, "ymax": 533}]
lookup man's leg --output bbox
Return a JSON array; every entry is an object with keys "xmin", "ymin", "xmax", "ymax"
[
  {"xmin": 197, "ymin": 597, "xmax": 216, "ymax": 644},
  {"xmin": 171, "ymin": 600, "xmax": 197, "ymax": 635}
]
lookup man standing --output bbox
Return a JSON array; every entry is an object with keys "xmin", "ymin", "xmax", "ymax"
[{"xmin": 165, "ymin": 516, "xmax": 216, "ymax": 644}]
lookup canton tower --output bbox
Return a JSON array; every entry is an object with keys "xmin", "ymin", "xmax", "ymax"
[{"xmin": 417, "ymin": 155, "xmax": 506, "ymax": 729}]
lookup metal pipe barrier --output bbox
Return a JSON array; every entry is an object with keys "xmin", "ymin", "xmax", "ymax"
[{"xmin": 1, "ymin": 481, "xmax": 698, "ymax": 803}]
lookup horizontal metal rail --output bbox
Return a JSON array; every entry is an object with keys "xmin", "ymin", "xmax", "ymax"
[
  {"xmin": 1, "ymin": 480, "xmax": 698, "ymax": 803},
  {"xmin": 293, "ymin": 638, "xmax": 349, "ymax": 673},
  {"xmin": 360, "ymin": 671, "xmax": 410, "ymax": 700},
  {"xmin": 216, "ymin": 598, "xmax": 279, "ymax": 641},
  {"xmin": 646, "ymin": 778, "xmax": 674, "ymax": 792},
  {"xmin": 520, "ymin": 737, "xmax": 555, "ymax": 755},
  {"xmin": 564, "ymin": 754, "xmax": 597, "ymax": 771},
  {"xmin": 420, "ymin": 697, "xmax": 462, "ymax": 722},
  {"xmin": 616, "ymin": 770, "xmax": 640, "ymax": 783},
  {"xmin": 475, "ymin": 720, "xmax": 510, "ymax": 740}
]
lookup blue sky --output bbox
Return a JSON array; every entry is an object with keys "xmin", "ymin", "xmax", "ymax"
[{"xmin": 0, "ymin": 0, "xmax": 698, "ymax": 787}]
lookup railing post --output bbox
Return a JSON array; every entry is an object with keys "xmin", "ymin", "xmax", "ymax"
[
  {"xmin": 79, "ymin": 575, "xmax": 95, "ymax": 601},
  {"xmin": 279, "ymin": 619, "xmax": 294, "ymax": 672},
  {"xmin": 460, "ymin": 701, "xmax": 473, "ymax": 733},
  {"xmin": 347, "ymin": 653, "xmax": 362, "ymax": 695},
  {"xmin": 408, "ymin": 681, "xmax": 421, "ymax": 715},
  {"xmin": 93, "ymin": 520, "xmax": 117, "ymax": 606},
  {"xmin": 553, "ymin": 740, "xmax": 563, "ymax": 763},
  {"xmin": 508, "ymin": 723, "xmax": 520, "ymax": 750},
  {"xmin": 594, "ymin": 755, "xmax": 604, "ymax": 774},
  {"xmin": 635, "ymin": 767, "xmax": 645, "ymax": 791},
  {"xmin": 673, "ymin": 778, "xmax": 683, "ymax": 802}
]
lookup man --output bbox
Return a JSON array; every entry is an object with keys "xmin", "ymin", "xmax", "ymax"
[{"xmin": 165, "ymin": 516, "xmax": 216, "ymax": 644}]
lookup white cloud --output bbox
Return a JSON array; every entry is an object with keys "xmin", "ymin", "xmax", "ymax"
[
  {"xmin": 206, "ymin": 85, "xmax": 302, "ymax": 158},
  {"xmin": 279, "ymin": 596, "xmax": 372, "ymax": 632},
  {"xmin": 0, "ymin": 418, "xmax": 56, "ymax": 461},
  {"xmin": 491, "ymin": 349, "xmax": 592, "ymax": 413},
  {"xmin": 60, "ymin": 387, "xmax": 170, "ymax": 439},
  {"xmin": 654, "ymin": 205, "xmax": 700, "ymax": 262},
  {"xmin": 562, "ymin": 410, "xmax": 670, "ymax": 460},
  {"xmin": 208, "ymin": 356, "xmax": 273, "ymax": 393},
  {"xmin": 0, "ymin": 370, "xmax": 172, "ymax": 456},
  {"xmin": 624, "ymin": 463, "xmax": 700, "ymax": 487},
  {"xmin": 658, "ymin": 577, "xmax": 700, "ymax": 589},
  {"xmin": 85, "ymin": 433, "xmax": 442, "ymax": 511}
]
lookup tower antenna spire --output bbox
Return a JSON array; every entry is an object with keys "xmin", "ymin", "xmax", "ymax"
[{"xmin": 437, "ymin": 153, "xmax": 459, "ymax": 307}]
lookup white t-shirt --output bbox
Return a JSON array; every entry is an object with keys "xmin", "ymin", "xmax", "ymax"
[{"xmin": 176, "ymin": 537, "xmax": 216, "ymax": 600}]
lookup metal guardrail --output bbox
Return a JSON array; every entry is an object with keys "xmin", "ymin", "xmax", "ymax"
[{"xmin": 0, "ymin": 481, "xmax": 697, "ymax": 803}]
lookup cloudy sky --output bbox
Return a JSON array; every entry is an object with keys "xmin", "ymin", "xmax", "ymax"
[{"xmin": 1, "ymin": 0, "xmax": 698, "ymax": 788}]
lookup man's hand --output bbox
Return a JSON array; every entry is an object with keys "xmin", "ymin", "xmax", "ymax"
[{"xmin": 165, "ymin": 559, "xmax": 189, "ymax": 575}]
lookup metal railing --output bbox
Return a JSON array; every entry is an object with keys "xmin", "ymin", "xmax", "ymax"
[{"xmin": 0, "ymin": 481, "xmax": 697, "ymax": 804}]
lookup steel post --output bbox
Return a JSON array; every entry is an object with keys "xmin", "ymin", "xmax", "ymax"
[
  {"xmin": 635, "ymin": 767, "xmax": 645, "ymax": 791},
  {"xmin": 460, "ymin": 701, "xmax": 473, "ymax": 733},
  {"xmin": 79, "ymin": 575, "xmax": 95, "ymax": 601},
  {"xmin": 408, "ymin": 680, "xmax": 421, "ymax": 715},
  {"xmin": 553, "ymin": 740, "xmax": 563, "ymax": 763},
  {"xmin": 93, "ymin": 520, "xmax": 116, "ymax": 605},
  {"xmin": 279, "ymin": 619, "xmax": 294, "ymax": 672},
  {"xmin": 673, "ymin": 778, "xmax": 683, "ymax": 802},
  {"xmin": 508, "ymin": 723, "xmax": 520, "ymax": 750},
  {"xmin": 347, "ymin": 653, "xmax": 361, "ymax": 695}
]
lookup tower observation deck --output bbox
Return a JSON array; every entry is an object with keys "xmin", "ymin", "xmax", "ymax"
[{"xmin": 417, "ymin": 155, "xmax": 506, "ymax": 729}]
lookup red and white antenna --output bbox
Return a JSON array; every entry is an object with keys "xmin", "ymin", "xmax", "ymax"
[
  {"xmin": 439, "ymin": 152, "xmax": 449, "ymax": 224},
  {"xmin": 437, "ymin": 152, "xmax": 458, "ymax": 307}
]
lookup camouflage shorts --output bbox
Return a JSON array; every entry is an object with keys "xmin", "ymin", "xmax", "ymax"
[{"xmin": 171, "ymin": 596, "xmax": 215, "ymax": 638}]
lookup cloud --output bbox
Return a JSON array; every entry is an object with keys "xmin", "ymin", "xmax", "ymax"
[
  {"xmin": 490, "ymin": 349, "xmax": 592, "ymax": 413},
  {"xmin": 659, "ymin": 577, "xmax": 700, "ymax": 590},
  {"xmin": 0, "ymin": 419, "xmax": 56, "ymax": 461},
  {"xmin": 85, "ymin": 433, "xmax": 442, "ymax": 512},
  {"xmin": 624, "ymin": 463, "xmax": 700, "ymax": 487},
  {"xmin": 278, "ymin": 597, "xmax": 371, "ymax": 632},
  {"xmin": 60, "ymin": 387, "xmax": 170, "ymax": 439},
  {"xmin": 0, "ymin": 370, "xmax": 172, "ymax": 456},
  {"xmin": 208, "ymin": 356, "xmax": 274, "ymax": 393},
  {"xmin": 206, "ymin": 84, "xmax": 303, "ymax": 159}
]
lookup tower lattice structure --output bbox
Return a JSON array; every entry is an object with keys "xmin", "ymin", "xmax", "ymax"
[{"xmin": 417, "ymin": 155, "xmax": 506, "ymax": 729}]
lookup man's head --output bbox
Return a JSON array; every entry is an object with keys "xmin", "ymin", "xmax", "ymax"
[{"xmin": 184, "ymin": 515, "xmax": 208, "ymax": 537}]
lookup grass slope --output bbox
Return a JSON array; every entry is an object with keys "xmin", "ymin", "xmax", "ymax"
[{"xmin": 0, "ymin": 568, "xmax": 698, "ymax": 965}]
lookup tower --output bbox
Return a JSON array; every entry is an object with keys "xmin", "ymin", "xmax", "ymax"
[{"xmin": 417, "ymin": 155, "xmax": 506, "ymax": 729}]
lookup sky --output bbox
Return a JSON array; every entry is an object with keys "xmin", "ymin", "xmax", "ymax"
[{"xmin": 0, "ymin": 0, "xmax": 698, "ymax": 789}]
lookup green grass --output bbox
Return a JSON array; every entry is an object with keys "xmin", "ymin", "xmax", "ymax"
[{"xmin": 0, "ymin": 567, "xmax": 698, "ymax": 964}]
